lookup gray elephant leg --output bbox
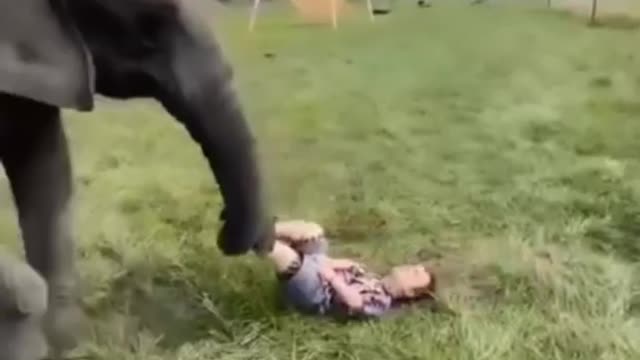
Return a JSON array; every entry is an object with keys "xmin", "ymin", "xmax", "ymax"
[
  {"xmin": 0, "ymin": 254, "xmax": 49, "ymax": 360},
  {"xmin": 0, "ymin": 94, "xmax": 82, "ymax": 358}
]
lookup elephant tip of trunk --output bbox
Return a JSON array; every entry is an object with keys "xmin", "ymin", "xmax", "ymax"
[{"xmin": 216, "ymin": 216, "xmax": 276, "ymax": 256}]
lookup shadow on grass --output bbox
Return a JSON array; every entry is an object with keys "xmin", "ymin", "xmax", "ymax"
[
  {"xmin": 82, "ymin": 242, "xmax": 284, "ymax": 352},
  {"xmin": 323, "ymin": 175, "xmax": 390, "ymax": 242},
  {"xmin": 585, "ymin": 199, "xmax": 640, "ymax": 263},
  {"xmin": 83, "ymin": 260, "xmax": 218, "ymax": 350},
  {"xmin": 557, "ymin": 171, "xmax": 640, "ymax": 262}
]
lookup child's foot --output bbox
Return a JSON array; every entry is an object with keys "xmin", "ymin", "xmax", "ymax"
[{"xmin": 274, "ymin": 220, "xmax": 325, "ymax": 252}]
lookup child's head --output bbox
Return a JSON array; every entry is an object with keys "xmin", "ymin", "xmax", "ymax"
[{"xmin": 381, "ymin": 265, "xmax": 435, "ymax": 300}]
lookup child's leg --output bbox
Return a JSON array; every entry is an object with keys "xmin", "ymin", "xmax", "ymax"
[
  {"xmin": 289, "ymin": 236, "xmax": 329, "ymax": 256},
  {"xmin": 274, "ymin": 220, "xmax": 329, "ymax": 255},
  {"xmin": 266, "ymin": 240, "xmax": 303, "ymax": 279}
]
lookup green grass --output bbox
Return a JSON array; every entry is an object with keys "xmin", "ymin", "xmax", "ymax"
[{"xmin": 2, "ymin": 3, "xmax": 640, "ymax": 359}]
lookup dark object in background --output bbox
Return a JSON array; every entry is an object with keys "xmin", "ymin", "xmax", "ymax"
[
  {"xmin": 417, "ymin": 0, "xmax": 432, "ymax": 7},
  {"xmin": 372, "ymin": 9, "xmax": 391, "ymax": 15},
  {"xmin": 372, "ymin": 0, "xmax": 392, "ymax": 15}
]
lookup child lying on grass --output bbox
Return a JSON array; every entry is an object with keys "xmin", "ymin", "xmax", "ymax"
[{"xmin": 264, "ymin": 220, "xmax": 436, "ymax": 319}]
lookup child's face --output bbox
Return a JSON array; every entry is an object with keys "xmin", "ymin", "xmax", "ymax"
[{"xmin": 383, "ymin": 265, "xmax": 433, "ymax": 299}]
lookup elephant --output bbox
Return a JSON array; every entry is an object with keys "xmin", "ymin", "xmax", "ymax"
[
  {"xmin": 0, "ymin": 0, "xmax": 275, "ymax": 357},
  {"xmin": 0, "ymin": 254, "xmax": 49, "ymax": 360}
]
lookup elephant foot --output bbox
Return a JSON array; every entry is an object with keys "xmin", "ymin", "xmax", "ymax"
[
  {"xmin": 0, "ymin": 315, "xmax": 49, "ymax": 360},
  {"xmin": 0, "ymin": 255, "xmax": 49, "ymax": 360},
  {"xmin": 44, "ymin": 300, "xmax": 87, "ymax": 359}
]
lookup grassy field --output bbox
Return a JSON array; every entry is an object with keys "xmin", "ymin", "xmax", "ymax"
[{"xmin": 2, "ymin": 3, "xmax": 640, "ymax": 359}]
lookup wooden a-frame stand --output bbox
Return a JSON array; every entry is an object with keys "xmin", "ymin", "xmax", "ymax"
[{"xmin": 249, "ymin": 0, "xmax": 375, "ymax": 31}]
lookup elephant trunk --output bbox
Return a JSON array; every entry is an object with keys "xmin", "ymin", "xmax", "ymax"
[{"xmin": 157, "ymin": 31, "xmax": 275, "ymax": 256}]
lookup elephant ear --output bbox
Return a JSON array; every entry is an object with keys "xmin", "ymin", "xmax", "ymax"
[{"xmin": 0, "ymin": 0, "xmax": 95, "ymax": 111}]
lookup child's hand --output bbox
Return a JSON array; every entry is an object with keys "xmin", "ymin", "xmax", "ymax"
[
  {"xmin": 319, "ymin": 264, "xmax": 337, "ymax": 283},
  {"xmin": 329, "ymin": 258, "xmax": 365, "ymax": 274},
  {"xmin": 319, "ymin": 262, "xmax": 364, "ymax": 311},
  {"xmin": 274, "ymin": 220, "xmax": 324, "ymax": 243}
]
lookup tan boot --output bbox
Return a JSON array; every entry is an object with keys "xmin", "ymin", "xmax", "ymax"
[{"xmin": 274, "ymin": 220, "xmax": 328, "ymax": 254}]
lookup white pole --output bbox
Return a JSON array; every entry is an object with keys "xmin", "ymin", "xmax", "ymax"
[{"xmin": 249, "ymin": 0, "xmax": 261, "ymax": 31}]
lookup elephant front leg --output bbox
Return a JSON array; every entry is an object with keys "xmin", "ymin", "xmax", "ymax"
[
  {"xmin": 1, "ymin": 95, "xmax": 84, "ymax": 358},
  {"xmin": 0, "ymin": 254, "xmax": 49, "ymax": 360}
]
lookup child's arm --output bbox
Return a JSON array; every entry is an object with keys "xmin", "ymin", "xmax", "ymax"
[
  {"xmin": 327, "ymin": 258, "xmax": 365, "ymax": 273},
  {"xmin": 320, "ymin": 267, "xmax": 364, "ymax": 311}
]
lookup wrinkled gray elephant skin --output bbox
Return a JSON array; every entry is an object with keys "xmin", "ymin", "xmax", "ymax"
[
  {"xmin": 0, "ymin": 0, "xmax": 276, "ymax": 358},
  {"xmin": 0, "ymin": 254, "xmax": 48, "ymax": 360}
]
